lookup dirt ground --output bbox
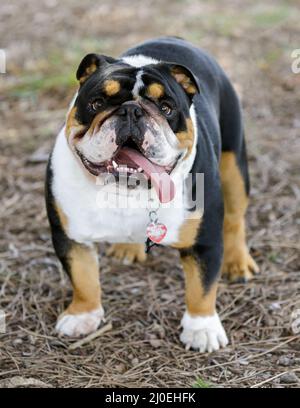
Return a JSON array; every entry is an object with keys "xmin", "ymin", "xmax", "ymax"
[{"xmin": 0, "ymin": 0, "xmax": 300, "ymax": 388}]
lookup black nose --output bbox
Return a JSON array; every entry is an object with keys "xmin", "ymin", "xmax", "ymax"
[{"xmin": 117, "ymin": 102, "xmax": 143, "ymax": 120}]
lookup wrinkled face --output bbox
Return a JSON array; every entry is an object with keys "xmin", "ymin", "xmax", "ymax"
[{"xmin": 66, "ymin": 53, "xmax": 199, "ymax": 191}]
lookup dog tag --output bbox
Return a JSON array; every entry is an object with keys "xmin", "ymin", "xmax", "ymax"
[
  {"xmin": 145, "ymin": 210, "xmax": 167, "ymax": 244},
  {"xmin": 146, "ymin": 222, "xmax": 167, "ymax": 243}
]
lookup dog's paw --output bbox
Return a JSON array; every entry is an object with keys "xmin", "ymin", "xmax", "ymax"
[
  {"xmin": 222, "ymin": 246, "xmax": 259, "ymax": 283},
  {"xmin": 55, "ymin": 307, "xmax": 104, "ymax": 337},
  {"xmin": 180, "ymin": 312, "xmax": 228, "ymax": 352},
  {"xmin": 106, "ymin": 243, "xmax": 146, "ymax": 264}
]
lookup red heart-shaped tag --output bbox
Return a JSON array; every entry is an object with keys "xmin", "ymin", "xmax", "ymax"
[{"xmin": 146, "ymin": 222, "xmax": 167, "ymax": 243}]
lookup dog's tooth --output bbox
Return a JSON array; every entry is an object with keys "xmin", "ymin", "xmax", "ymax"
[
  {"xmin": 137, "ymin": 167, "xmax": 142, "ymax": 172},
  {"xmin": 112, "ymin": 160, "xmax": 117, "ymax": 169}
]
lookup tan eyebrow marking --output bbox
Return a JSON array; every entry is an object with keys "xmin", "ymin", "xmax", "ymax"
[
  {"xmin": 104, "ymin": 79, "xmax": 121, "ymax": 96},
  {"xmin": 147, "ymin": 82, "xmax": 164, "ymax": 99}
]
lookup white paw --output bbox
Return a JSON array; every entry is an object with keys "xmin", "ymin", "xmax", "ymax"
[
  {"xmin": 55, "ymin": 307, "xmax": 104, "ymax": 337},
  {"xmin": 180, "ymin": 311, "xmax": 228, "ymax": 352}
]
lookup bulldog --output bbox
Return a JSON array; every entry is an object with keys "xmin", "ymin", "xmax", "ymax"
[{"xmin": 45, "ymin": 37, "xmax": 259, "ymax": 352}]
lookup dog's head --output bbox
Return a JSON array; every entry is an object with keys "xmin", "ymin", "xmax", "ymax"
[{"xmin": 66, "ymin": 53, "xmax": 199, "ymax": 200}]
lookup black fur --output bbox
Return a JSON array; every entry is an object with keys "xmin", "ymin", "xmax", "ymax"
[
  {"xmin": 46, "ymin": 37, "xmax": 250, "ymax": 295},
  {"xmin": 74, "ymin": 48, "xmax": 199, "ymax": 142},
  {"xmin": 45, "ymin": 155, "xmax": 73, "ymax": 279},
  {"xmin": 123, "ymin": 37, "xmax": 249, "ymax": 290}
]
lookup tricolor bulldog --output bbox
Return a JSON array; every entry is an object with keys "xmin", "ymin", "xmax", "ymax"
[{"xmin": 45, "ymin": 37, "xmax": 259, "ymax": 352}]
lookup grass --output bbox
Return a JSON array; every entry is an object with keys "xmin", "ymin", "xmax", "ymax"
[
  {"xmin": 9, "ymin": 72, "xmax": 77, "ymax": 97},
  {"xmin": 5, "ymin": 39, "xmax": 114, "ymax": 98},
  {"xmin": 250, "ymin": 5, "xmax": 291, "ymax": 27},
  {"xmin": 193, "ymin": 378, "xmax": 212, "ymax": 388}
]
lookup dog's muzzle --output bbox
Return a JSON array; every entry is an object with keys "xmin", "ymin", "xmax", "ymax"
[{"xmin": 114, "ymin": 101, "xmax": 146, "ymax": 148}]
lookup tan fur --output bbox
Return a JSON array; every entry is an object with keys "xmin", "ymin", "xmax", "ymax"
[
  {"xmin": 106, "ymin": 243, "xmax": 146, "ymax": 264},
  {"xmin": 54, "ymin": 202, "xmax": 101, "ymax": 315},
  {"xmin": 176, "ymin": 118, "xmax": 194, "ymax": 158},
  {"xmin": 147, "ymin": 83, "xmax": 164, "ymax": 99},
  {"xmin": 79, "ymin": 62, "xmax": 97, "ymax": 84},
  {"xmin": 220, "ymin": 152, "xmax": 259, "ymax": 281},
  {"xmin": 65, "ymin": 107, "xmax": 85, "ymax": 138},
  {"xmin": 66, "ymin": 107, "xmax": 115, "ymax": 141},
  {"xmin": 87, "ymin": 109, "xmax": 114, "ymax": 134},
  {"xmin": 181, "ymin": 255, "xmax": 217, "ymax": 316},
  {"xmin": 104, "ymin": 79, "xmax": 121, "ymax": 96},
  {"xmin": 66, "ymin": 244, "xmax": 101, "ymax": 314},
  {"xmin": 171, "ymin": 67, "xmax": 197, "ymax": 94},
  {"xmin": 54, "ymin": 202, "xmax": 69, "ymax": 232},
  {"xmin": 171, "ymin": 211, "xmax": 202, "ymax": 249}
]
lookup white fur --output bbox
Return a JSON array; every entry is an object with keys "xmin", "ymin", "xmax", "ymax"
[
  {"xmin": 51, "ymin": 108, "xmax": 199, "ymax": 246},
  {"xmin": 184, "ymin": 104, "xmax": 198, "ymax": 176},
  {"xmin": 68, "ymin": 91, "xmax": 78, "ymax": 110},
  {"xmin": 122, "ymin": 55, "xmax": 160, "ymax": 68},
  {"xmin": 122, "ymin": 53, "xmax": 199, "ymax": 181},
  {"xmin": 51, "ymin": 50, "xmax": 200, "ymax": 247},
  {"xmin": 132, "ymin": 70, "xmax": 144, "ymax": 97},
  {"xmin": 52, "ymin": 129, "xmax": 178, "ymax": 244},
  {"xmin": 123, "ymin": 54, "xmax": 159, "ymax": 98},
  {"xmin": 56, "ymin": 307, "xmax": 104, "ymax": 337},
  {"xmin": 180, "ymin": 311, "xmax": 228, "ymax": 352}
]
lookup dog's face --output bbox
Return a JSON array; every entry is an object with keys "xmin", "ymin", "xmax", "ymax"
[{"xmin": 66, "ymin": 53, "xmax": 199, "ymax": 189}]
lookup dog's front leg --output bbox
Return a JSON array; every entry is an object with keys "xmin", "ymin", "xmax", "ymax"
[
  {"xmin": 55, "ymin": 242, "xmax": 104, "ymax": 337},
  {"xmin": 45, "ymin": 168, "xmax": 104, "ymax": 337}
]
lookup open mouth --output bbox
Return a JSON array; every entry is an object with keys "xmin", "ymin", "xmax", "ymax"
[{"xmin": 76, "ymin": 142, "xmax": 176, "ymax": 203}]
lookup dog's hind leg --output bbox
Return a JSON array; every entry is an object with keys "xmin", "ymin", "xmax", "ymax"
[
  {"xmin": 106, "ymin": 243, "xmax": 146, "ymax": 264},
  {"xmin": 219, "ymin": 79, "xmax": 259, "ymax": 282}
]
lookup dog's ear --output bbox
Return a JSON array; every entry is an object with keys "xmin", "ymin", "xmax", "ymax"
[
  {"xmin": 169, "ymin": 64, "xmax": 200, "ymax": 96},
  {"xmin": 76, "ymin": 53, "xmax": 116, "ymax": 84}
]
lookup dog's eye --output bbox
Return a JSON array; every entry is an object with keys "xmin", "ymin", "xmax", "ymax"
[
  {"xmin": 89, "ymin": 99, "xmax": 103, "ymax": 112},
  {"xmin": 160, "ymin": 102, "xmax": 173, "ymax": 116}
]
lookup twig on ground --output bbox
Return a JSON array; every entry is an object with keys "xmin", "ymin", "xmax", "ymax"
[{"xmin": 68, "ymin": 322, "xmax": 113, "ymax": 350}]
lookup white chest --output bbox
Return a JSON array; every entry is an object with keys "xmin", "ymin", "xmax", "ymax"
[
  {"xmin": 51, "ymin": 130, "xmax": 187, "ymax": 246},
  {"xmin": 60, "ymin": 205, "xmax": 185, "ymax": 245}
]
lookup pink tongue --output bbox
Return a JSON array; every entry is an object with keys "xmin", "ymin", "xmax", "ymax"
[{"xmin": 117, "ymin": 148, "xmax": 175, "ymax": 203}]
